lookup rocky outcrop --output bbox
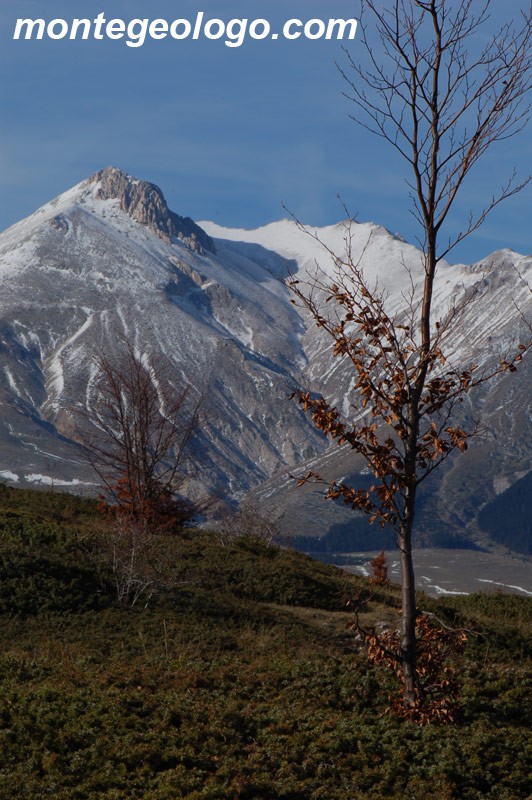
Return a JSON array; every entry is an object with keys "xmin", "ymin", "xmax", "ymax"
[{"xmin": 89, "ymin": 167, "xmax": 215, "ymax": 254}]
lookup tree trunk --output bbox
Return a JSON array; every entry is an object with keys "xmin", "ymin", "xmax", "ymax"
[{"xmin": 398, "ymin": 488, "xmax": 418, "ymax": 707}]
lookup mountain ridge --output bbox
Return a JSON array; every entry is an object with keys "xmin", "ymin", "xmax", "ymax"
[
  {"xmin": 0, "ymin": 168, "xmax": 325, "ymax": 499},
  {"xmin": 1, "ymin": 167, "xmax": 532, "ymax": 552}
]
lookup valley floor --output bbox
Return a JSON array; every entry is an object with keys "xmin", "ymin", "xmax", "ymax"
[{"xmin": 343, "ymin": 547, "xmax": 532, "ymax": 597}]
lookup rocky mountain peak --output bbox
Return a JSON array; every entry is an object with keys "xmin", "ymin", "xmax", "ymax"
[{"xmin": 87, "ymin": 167, "xmax": 215, "ymax": 254}]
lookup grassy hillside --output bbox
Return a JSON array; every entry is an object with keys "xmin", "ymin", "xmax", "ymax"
[{"xmin": 0, "ymin": 485, "xmax": 531, "ymax": 799}]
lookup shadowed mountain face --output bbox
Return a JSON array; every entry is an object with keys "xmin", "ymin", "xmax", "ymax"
[{"xmin": 1, "ymin": 167, "xmax": 532, "ymax": 551}]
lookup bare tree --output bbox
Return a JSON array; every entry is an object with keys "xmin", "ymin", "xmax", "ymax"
[
  {"xmin": 79, "ymin": 336, "xmax": 203, "ymax": 530},
  {"xmin": 289, "ymin": 0, "xmax": 532, "ymax": 716},
  {"xmin": 91, "ymin": 514, "xmax": 180, "ymax": 607},
  {"xmin": 217, "ymin": 500, "xmax": 288, "ymax": 547}
]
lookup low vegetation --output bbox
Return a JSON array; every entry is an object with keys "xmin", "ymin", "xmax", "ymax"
[{"xmin": 0, "ymin": 484, "xmax": 531, "ymax": 799}]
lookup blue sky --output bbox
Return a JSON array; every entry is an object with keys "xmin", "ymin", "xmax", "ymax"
[{"xmin": 1, "ymin": 0, "xmax": 531, "ymax": 263}]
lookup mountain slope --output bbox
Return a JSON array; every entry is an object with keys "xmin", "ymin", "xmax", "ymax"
[
  {"xmin": 2, "ymin": 484, "xmax": 532, "ymax": 798},
  {"xmin": 2, "ymin": 167, "xmax": 532, "ymax": 550},
  {"xmin": 0, "ymin": 167, "xmax": 324, "ymax": 496},
  {"xmin": 201, "ymin": 222, "xmax": 532, "ymax": 549}
]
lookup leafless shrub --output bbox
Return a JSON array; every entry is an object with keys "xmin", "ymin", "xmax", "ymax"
[
  {"xmin": 218, "ymin": 501, "xmax": 289, "ymax": 547},
  {"xmin": 92, "ymin": 517, "xmax": 182, "ymax": 607}
]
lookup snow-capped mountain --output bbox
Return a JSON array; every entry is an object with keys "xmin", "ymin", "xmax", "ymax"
[
  {"xmin": 1, "ymin": 167, "xmax": 532, "ymax": 549},
  {"xmin": 201, "ymin": 219, "xmax": 532, "ymax": 548},
  {"xmin": 0, "ymin": 167, "xmax": 325, "ymax": 497}
]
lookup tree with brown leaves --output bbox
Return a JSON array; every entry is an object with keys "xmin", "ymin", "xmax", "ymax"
[
  {"xmin": 369, "ymin": 550, "xmax": 389, "ymax": 586},
  {"xmin": 76, "ymin": 337, "xmax": 206, "ymax": 604},
  {"xmin": 79, "ymin": 336, "xmax": 203, "ymax": 531},
  {"xmin": 289, "ymin": 0, "xmax": 532, "ymax": 714}
]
